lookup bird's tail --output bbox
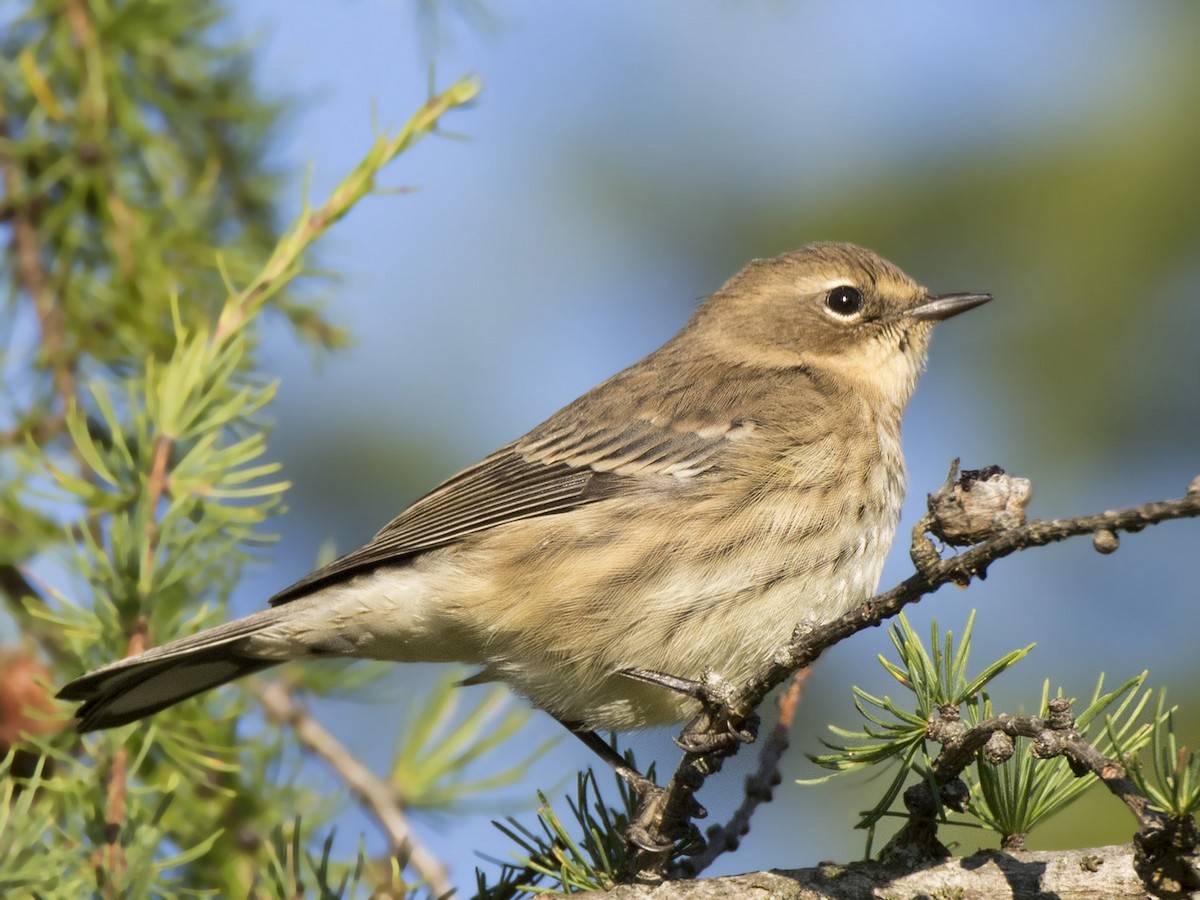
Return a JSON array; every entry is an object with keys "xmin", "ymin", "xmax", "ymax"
[{"xmin": 57, "ymin": 605, "xmax": 295, "ymax": 732}]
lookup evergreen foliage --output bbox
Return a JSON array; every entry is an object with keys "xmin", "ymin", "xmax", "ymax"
[{"xmin": 1, "ymin": 2, "xmax": 492, "ymax": 895}]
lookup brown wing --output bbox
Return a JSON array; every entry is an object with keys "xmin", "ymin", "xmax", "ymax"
[{"xmin": 267, "ymin": 418, "xmax": 738, "ymax": 606}]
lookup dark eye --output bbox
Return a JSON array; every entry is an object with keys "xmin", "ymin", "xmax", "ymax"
[{"xmin": 825, "ymin": 285, "xmax": 864, "ymax": 318}]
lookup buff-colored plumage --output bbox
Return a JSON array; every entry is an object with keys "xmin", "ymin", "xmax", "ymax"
[{"xmin": 59, "ymin": 243, "xmax": 989, "ymax": 732}]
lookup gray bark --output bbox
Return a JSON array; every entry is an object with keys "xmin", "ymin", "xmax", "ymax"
[{"xmin": 603, "ymin": 845, "xmax": 1152, "ymax": 899}]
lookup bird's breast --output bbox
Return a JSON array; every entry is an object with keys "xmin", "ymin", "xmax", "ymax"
[{"xmin": 444, "ymin": 412, "xmax": 909, "ymax": 730}]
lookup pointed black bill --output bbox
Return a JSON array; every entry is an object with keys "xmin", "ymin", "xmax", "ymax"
[{"xmin": 909, "ymin": 292, "xmax": 992, "ymax": 322}]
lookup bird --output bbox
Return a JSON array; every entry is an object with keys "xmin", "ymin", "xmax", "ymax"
[{"xmin": 59, "ymin": 242, "xmax": 989, "ymax": 757}]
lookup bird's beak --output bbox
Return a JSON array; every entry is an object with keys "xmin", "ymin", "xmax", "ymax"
[{"xmin": 908, "ymin": 292, "xmax": 992, "ymax": 322}]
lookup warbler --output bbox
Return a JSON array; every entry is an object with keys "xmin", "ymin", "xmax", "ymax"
[{"xmin": 59, "ymin": 242, "xmax": 989, "ymax": 740}]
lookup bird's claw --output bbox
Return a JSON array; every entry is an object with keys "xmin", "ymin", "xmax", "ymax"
[
  {"xmin": 626, "ymin": 784, "xmax": 705, "ymax": 853},
  {"xmin": 675, "ymin": 712, "xmax": 759, "ymax": 754},
  {"xmin": 622, "ymin": 665, "xmax": 760, "ymax": 756}
]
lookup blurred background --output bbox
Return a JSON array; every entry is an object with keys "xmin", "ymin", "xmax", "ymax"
[{"xmin": 226, "ymin": 1, "xmax": 1199, "ymax": 887}]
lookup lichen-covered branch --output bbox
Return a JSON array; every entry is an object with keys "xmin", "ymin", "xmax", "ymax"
[{"xmin": 607, "ymin": 844, "xmax": 1153, "ymax": 899}]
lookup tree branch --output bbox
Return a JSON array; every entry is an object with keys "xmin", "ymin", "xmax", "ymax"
[
  {"xmin": 255, "ymin": 680, "xmax": 452, "ymax": 898},
  {"xmin": 888, "ymin": 697, "xmax": 1200, "ymax": 894},
  {"xmin": 98, "ymin": 627, "xmax": 145, "ymax": 898},
  {"xmin": 628, "ymin": 468, "xmax": 1200, "ymax": 879},
  {"xmin": 607, "ymin": 845, "xmax": 1153, "ymax": 899}
]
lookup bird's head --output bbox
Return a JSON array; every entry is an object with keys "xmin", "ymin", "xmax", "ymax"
[{"xmin": 687, "ymin": 241, "xmax": 991, "ymax": 412}]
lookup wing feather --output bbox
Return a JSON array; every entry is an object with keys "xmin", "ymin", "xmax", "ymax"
[{"xmin": 268, "ymin": 415, "xmax": 744, "ymax": 606}]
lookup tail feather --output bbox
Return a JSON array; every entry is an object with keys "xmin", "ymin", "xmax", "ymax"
[{"xmin": 58, "ymin": 606, "xmax": 292, "ymax": 732}]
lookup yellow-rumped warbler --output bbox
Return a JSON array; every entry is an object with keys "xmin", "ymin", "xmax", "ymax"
[{"xmin": 60, "ymin": 242, "xmax": 989, "ymax": 738}]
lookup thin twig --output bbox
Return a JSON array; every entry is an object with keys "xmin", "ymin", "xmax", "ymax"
[
  {"xmin": 100, "ymin": 746, "xmax": 127, "ymax": 898},
  {"xmin": 99, "ymin": 627, "xmax": 145, "ymax": 898},
  {"xmin": 685, "ymin": 669, "xmax": 810, "ymax": 876},
  {"xmin": 0, "ymin": 118, "xmax": 75, "ymax": 408},
  {"xmin": 255, "ymin": 680, "xmax": 452, "ymax": 899},
  {"xmin": 214, "ymin": 77, "xmax": 480, "ymax": 345},
  {"xmin": 140, "ymin": 434, "xmax": 174, "ymax": 589},
  {"xmin": 929, "ymin": 704, "xmax": 1155, "ymax": 830},
  {"xmin": 630, "ymin": 473, "xmax": 1200, "ymax": 878},
  {"xmin": 889, "ymin": 698, "xmax": 1200, "ymax": 892}
]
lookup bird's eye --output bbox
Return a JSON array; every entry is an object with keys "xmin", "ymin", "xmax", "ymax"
[{"xmin": 825, "ymin": 285, "xmax": 864, "ymax": 318}]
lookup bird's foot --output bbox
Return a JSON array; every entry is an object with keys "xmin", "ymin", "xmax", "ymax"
[
  {"xmin": 625, "ymin": 779, "xmax": 706, "ymax": 853},
  {"xmin": 626, "ymin": 784, "xmax": 673, "ymax": 852},
  {"xmin": 675, "ymin": 709, "xmax": 759, "ymax": 755},
  {"xmin": 622, "ymin": 666, "xmax": 759, "ymax": 755}
]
